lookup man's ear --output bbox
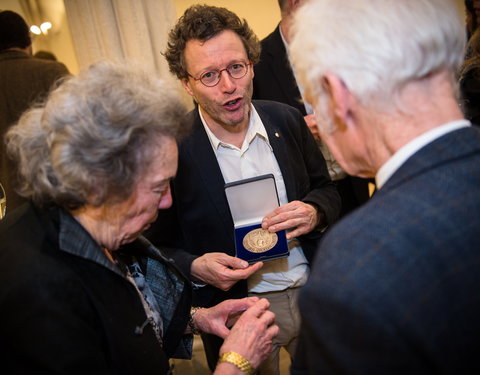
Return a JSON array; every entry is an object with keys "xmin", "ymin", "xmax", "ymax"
[
  {"xmin": 322, "ymin": 73, "xmax": 353, "ymax": 130},
  {"xmin": 181, "ymin": 78, "xmax": 194, "ymax": 97},
  {"xmin": 289, "ymin": 0, "xmax": 300, "ymax": 11}
]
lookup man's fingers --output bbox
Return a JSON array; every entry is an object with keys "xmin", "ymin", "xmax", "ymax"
[
  {"xmin": 266, "ymin": 323, "xmax": 280, "ymax": 341},
  {"xmin": 218, "ymin": 254, "xmax": 249, "ymax": 269},
  {"xmin": 262, "ymin": 201, "xmax": 317, "ymax": 234},
  {"xmin": 215, "ymin": 326, "xmax": 231, "ymax": 339},
  {"xmin": 215, "ymin": 263, "xmax": 263, "ymax": 290},
  {"xmin": 223, "ymin": 296, "xmax": 260, "ymax": 313},
  {"xmin": 243, "ymin": 298, "xmax": 271, "ymax": 319},
  {"xmin": 223, "ymin": 262, "xmax": 263, "ymax": 278},
  {"xmin": 258, "ymin": 309, "xmax": 276, "ymax": 327}
]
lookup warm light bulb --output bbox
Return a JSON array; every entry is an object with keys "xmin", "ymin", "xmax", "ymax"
[
  {"xmin": 30, "ymin": 25, "xmax": 41, "ymax": 35},
  {"xmin": 40, "ymin": 22, "xmax": 52, "ymax": 34}
]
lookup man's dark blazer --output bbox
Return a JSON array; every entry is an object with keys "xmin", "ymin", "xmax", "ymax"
[
  {"xmin": 253, "ymin": 25, "xmax": 371, "ymax": 215},
  {"xmin": 291, "ymin": 126, "xmax": 480, "ymax": 374},
  {"xmin": 148, "ymin": 100, "xmax": 340, "ymax": 308},
  {"xmin": 253, "ymin": 25, "xmax": 306, "ymax": 115}
]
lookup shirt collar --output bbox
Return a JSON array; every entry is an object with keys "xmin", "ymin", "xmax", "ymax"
[
  {"xmin": 279, "ymin": 22, "xmax": 289, "ymax": 51},
  {"xmin": 376, "ymin": 119, "xmax": 471, "ymax": 189},
  {"xmin": 58, "ymin": 209, "xmax": 123, "ymax": 275},
  {"xmin": 199, "ymin": 104, "xmax": 272, "ymax": 152}
]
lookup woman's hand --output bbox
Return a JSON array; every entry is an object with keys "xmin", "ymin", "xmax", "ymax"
[
  {"xmin": 215, "ymin": 298, "xmax": 279, "ymax": 372},
  {"xmin": 193, "ymin": 297, "xmax": 261, "ymax": 338}
]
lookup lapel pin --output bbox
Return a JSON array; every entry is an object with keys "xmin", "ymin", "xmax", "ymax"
[{"xmin": 275, "ymin": 132, "xmax": 280, "ymax": 138}]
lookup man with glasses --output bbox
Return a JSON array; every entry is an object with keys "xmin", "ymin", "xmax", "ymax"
[{"xmin": 148, "ymin": 4, "xmax": 340, "ymax": 374}]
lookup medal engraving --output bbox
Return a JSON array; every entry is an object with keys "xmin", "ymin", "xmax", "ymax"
[{"xmin": 242, "ymin": 228, "xmax": 278, "ymax": 253}]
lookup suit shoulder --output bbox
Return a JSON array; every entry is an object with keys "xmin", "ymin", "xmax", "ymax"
[
  {"xmin": 177, "ymin": 108, "xmax": 203, "ymax": 147},
  {"xmin": 253, "ymin": 99, "xmax": 302, "ymax": 116},
  {"xmin": 27, "ymin": 57, "xmax": 69, "ymax": 74},
  {"xmin": 260, "ymin": 29, "xmax": 278, "ymax": 50},
  {"xmin": 256, "ymin": 26, "xmax": 283, "ymax": 70}
]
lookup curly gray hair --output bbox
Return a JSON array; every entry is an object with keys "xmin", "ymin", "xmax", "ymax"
[{"xmin": 6, "ymin": 60, "xmax": 188, "ymax": 209}]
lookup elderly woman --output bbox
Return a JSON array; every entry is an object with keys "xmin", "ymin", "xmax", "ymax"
[{"xmin": 0, "ymin": 61, "xmax": 277, "ymax": 374}]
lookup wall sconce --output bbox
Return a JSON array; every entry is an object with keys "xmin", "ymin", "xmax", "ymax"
[{"xmin": 30, "ymin": 22, "xmax": 52, "ymax": 35}]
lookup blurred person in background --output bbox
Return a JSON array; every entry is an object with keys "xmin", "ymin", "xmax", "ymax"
[
  {"xmin": 0, "ymin": 10, "xmax": 69, "ymax": 212},
  {"xmin": 33, "ymin": 50, "xmax": 58, "ymax": 61}
]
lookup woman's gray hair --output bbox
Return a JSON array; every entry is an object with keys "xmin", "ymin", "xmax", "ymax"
[
  {"xmin": 6, "ymin": 60, "xmax": 188, "ymax": 209},
  {"xmin": 289, "ymin": 0, "xmax": 466, "ymax": 128}
]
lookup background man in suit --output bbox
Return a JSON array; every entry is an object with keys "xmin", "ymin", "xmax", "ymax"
[
  {"xmin": 253, "ymin": 0, "xmax": 371, "ymax": 217},
  {"xmin": 0, "ymin": 10, "xmax": 69, "ymax": 212},
  {"xmin": 150, "ymin": 4, "xmax": 340, "ymax": 374},
  {"xmin": 288, "ymin": 0, "xmax": 480, "ymax": 373}
]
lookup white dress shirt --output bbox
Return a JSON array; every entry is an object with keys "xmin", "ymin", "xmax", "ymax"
[
  {"xmin": 199, "ymin": 106, "xmax": 309, "ymax": 293},
  {"xmin": 376, "ymin": 120, "xmax": 471, "ymax": 189}
]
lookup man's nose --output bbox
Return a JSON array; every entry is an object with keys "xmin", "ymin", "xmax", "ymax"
[{"xmin": 218, "ymin": 70, "xmax": 236, "ymax": 92}]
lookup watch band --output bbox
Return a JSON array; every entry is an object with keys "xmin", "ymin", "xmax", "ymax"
[{"xmin": 217, "ymin": 351, "xmax": 255, "ymax": 375}]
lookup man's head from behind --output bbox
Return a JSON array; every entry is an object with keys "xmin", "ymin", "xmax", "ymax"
[
  {"xmin": 289, "ymin": 0, "xmax": 465, "ymax": 133},
  {"xmin": 0, "ymin": 10, "xmax": 31, "ymax": 52},
  {"xmin": 289, "ymin": 0, "xmax": 465, "ymax": 177}
]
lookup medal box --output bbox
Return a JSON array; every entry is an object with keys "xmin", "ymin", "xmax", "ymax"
[{"xmin": 225, "ymin": 174, "xmax": 289, "ymax": 263}]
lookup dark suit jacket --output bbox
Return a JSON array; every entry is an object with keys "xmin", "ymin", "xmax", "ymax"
[
  {"xmin": 253, "ymin": 25, "xmax": 371, "ymax": 214},
  {"xmin": 148, "ymin": 100, "xmax": 340, "ymax": 307},
  {"xmin": 0, "ymin": 203, "xmax": 192, "ymax": 374},
  {"xmin": 0, "ymin": 50, "xmax": 69, "ymax": 211},
  {"xmin": 253, "ymin": 25, "xmax": 306, "ymax": 114},
  {"xmin": 292, "ymin": 126, "xmax": 480, "ymax": 374}
]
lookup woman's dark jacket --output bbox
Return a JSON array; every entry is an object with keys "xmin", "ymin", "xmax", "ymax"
[{"xmin": 0, "ymin": 203, "xmax": 192, "ymax": 374}]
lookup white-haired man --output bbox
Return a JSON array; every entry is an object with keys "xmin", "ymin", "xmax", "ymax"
[{"xmin": 288, "ymin": 0, "xmax": 480, "ymax": 373}]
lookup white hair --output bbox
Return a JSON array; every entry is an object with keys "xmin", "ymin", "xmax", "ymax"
[{"xmin": 289, "ymin": 0, "xmax": 465, "ymax": 126}]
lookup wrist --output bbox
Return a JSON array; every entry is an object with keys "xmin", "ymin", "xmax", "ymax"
[
  {"xmin": 305, "ymin": 201, "xmax": 327, "ymax": 231},
  {"xmin": 217, "ymin": 351, "xmax": 255, "ymax": 375},
  {"xmin": 188, "ymin": 306, "xmax": 203, "ymax": 335}
]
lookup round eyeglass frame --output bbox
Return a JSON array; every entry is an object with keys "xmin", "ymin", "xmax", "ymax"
[{"xmin": 187, "ymin": 62, "xmax": 252, "ymax": 87}]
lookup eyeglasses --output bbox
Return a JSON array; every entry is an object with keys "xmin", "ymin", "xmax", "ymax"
[{"xmin": 188, "ymin": 61, "xmax": 251, "ymax": 87}]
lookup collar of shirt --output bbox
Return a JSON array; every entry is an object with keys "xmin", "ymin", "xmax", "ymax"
[
  {"xmin": 199, "ymin": 104, "xmax": 272, "ymax": 154},
  {"xmin": 279, "ymin": 22, "xmax": 289, "ymax": 51},
  {"xmin": 58, "ymin": 208, "xmax": 123, "ymax": 276},
  {"xmin": 376, "ymin": 119, "xmax": 471, "ymax": 189}
]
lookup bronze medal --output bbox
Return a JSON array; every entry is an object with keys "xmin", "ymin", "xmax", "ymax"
[{"xmin": 242, "ymin": 228, "xmax": 278, "ymax": 253}]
